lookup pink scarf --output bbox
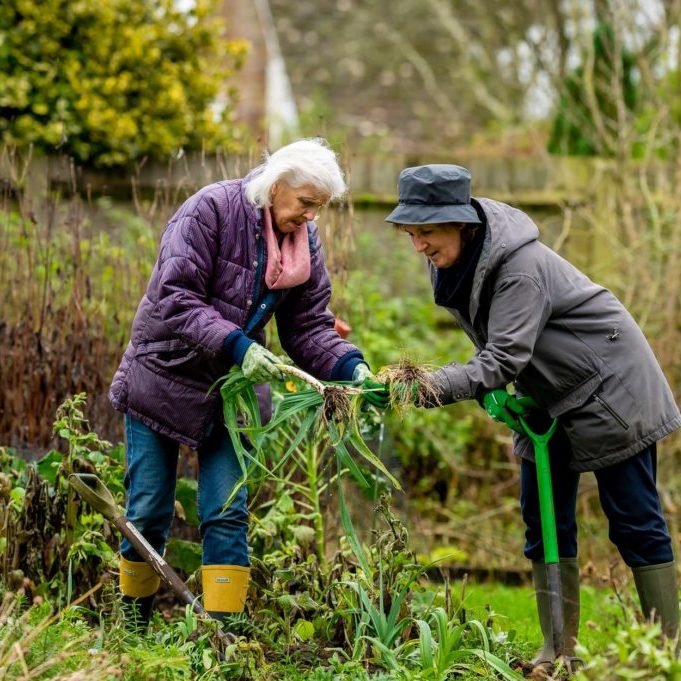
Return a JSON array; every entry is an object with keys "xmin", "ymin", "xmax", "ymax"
[{"xmin": 263, "ymin": 208, "xmax": 311, "ymax": 290}]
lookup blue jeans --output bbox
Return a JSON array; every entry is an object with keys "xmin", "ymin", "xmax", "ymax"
[
  {"xmin": 521, "ymin": 426, "xmax": 673, "ymax": 567},
  {"xmin": 121, "ymin": 415, "xmax": 249, "ymax": 566}
]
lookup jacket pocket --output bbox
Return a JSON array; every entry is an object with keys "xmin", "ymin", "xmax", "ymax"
[
  {"xmin": 547, "ymin": 371, "xmax": 602, "ymax": 417},
  {"xmin": 125, "ymin": 356, "xmax": 216, "ymax": 445},
  {"xmin": 137, "ymin": 339, "xmax": 199, "ymax": 369},
  {"xmin": 592, "ymin": 392, "xmax": 629, "ymax": 430},
  {"xmin": 557, "ymin": 373, "xmax": 636, "ymax": 464},
  {"xmin": 135, "ymin": 338, "xmax": 220, "ymax": 391}
]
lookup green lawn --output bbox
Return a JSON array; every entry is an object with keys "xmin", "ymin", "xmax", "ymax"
[{"xmin": 448, "ymin": 578, "xmax": 636, "ymax": 655}]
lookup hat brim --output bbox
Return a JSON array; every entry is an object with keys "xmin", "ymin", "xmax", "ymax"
[{"xmin": 385, "ymin": 202, "xmax": 480, "ymax": 226}]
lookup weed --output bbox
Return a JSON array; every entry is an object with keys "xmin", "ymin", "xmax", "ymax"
[
  {"xmin": 574, "ymin": 617, "xmax": 681, "ymax": 681},
  {"xmin": 0, "ymin": 395, "xmax": 122, "ymax": 598},
  {"xmin": 219, "ymin": 367, "xmax": 400, "ymax": 513},
  {"xmin": 378, "ymin": 357, "xmax": 442, "ymax": 414}
]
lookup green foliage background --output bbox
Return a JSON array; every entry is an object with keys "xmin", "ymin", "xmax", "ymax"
[
  {"xmin": 547, "ymin": 22, "xmax": 638, "ymax": 157},
  {"xmin": 0, "ymin": 0, "xmax": 247, "ymax": 166}
]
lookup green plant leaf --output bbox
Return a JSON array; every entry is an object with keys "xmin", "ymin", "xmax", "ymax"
[
  {"xmin": 416, "ymin": 618, "xmax": 434, "ymax": 670},
  {"xmin": 293, "ymin": 619, "xmax": 315, "ymax": 641},
  {"xmin": 348, "ymin": 420, "xmax": 401, "ymax": 490},
  {"xmin": 175, "ymin": 477, "xmax": 199, "ymax": 526},
  {"xmin": 466, "ymin": 648, "xmax": 524, "ymax": 680},
  {"xmin": 165, "ymin": 538, "xmax": 202, "ymax": 575},
  {"xmin": 337, "ymin": 464, "xmax": 372, "ymax": 578},
  {"xmin": 36, "ymin": 450, "xmax": 63, "ymax": 484},
  {"xmin": 329, "ymin": 421, "xmax": 369, "ymax": 489}
]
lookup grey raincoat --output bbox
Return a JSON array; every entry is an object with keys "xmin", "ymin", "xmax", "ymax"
[{"xmin": 430, "ymin": 198, "xmax": 681, "ymax": 471}]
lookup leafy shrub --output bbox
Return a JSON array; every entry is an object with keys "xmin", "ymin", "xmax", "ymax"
[{"xmin": 0, "ymin": 0, "xmax": 247, "ymax": 166}]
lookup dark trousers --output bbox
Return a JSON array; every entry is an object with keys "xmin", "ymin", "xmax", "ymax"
[{"xmin": 520, "ymin": 428, "xmax": 673, "ymax": 567}]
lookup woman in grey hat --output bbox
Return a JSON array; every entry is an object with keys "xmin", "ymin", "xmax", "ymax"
[{"xmin": 365, "ymin": 164, "xmax": 680, "ymax": 669}]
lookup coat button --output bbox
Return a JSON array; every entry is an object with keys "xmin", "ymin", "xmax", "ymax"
[
  {"xmin": 246, "ymin": 299, "xmax": 252, "ymax": 306},
  {"xmin": 255, "ymin": 233, "xmax": 260, "ymax": 239},
  {"xmin": 260, "ymin": 303, "xmax": 267, "ymax": 310},
  {"xmin": 252, "ymin": 260, "xmax": 258, "ymax": 268}
]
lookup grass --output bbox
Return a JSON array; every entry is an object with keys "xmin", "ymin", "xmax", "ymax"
[
  {"xmin": 1, "ymin": 580, "xmax": 647, "ymax": 681},
  {"xmin": 445, "ymin": 578, "xmax": 635, "ymax": 654}
]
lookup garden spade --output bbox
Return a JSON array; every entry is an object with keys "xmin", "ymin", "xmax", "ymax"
[
  {"xmin": 517, "ymin": 415, "xmax": 563, "ymax": 660},
  {"xmin": 483, "ymin": 393, "xmax": 565, "ymax": 661},
  {"xmin": 68, "ymin": 473, "xmax": 233, "ymax": 645}
]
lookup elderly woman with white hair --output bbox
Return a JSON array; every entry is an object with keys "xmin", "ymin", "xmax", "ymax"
[{"xmin": 109, "ymin": 138, "xmax": 374, "ymax": 626}]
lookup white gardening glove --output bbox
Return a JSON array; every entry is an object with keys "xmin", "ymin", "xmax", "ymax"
[
  {"xmin": 351, "ymin": 362, "xmax": 374, "ymax": 385},
  {"xmin": 240, "ymin": 343, "xmax": 285, "ymax": 383}
]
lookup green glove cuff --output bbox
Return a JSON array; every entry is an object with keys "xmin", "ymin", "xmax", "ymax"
[
  {"xmin": 483, "ymin": 390, "xmax": 524, "ymax": 434},
  {"xmin": 362, "ymin": 392, "xmax": 390, "ymax": 409}
]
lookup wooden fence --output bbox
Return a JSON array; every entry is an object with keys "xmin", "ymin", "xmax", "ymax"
[{"xmin": 1, "ymin": 150, "xmax": 596, "ymax": 205}]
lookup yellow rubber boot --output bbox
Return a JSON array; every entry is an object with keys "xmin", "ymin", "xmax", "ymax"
[
  {"xmin": 119, "ymin": 556, "xmax": 160, "ymax": 630},
  {"xmin": 120, "ymin": 556, "xmax": 161, "ymax": 598},
  {"xmin": 202, "ymin": 565, "xmax": 250, "ymax": 620}
]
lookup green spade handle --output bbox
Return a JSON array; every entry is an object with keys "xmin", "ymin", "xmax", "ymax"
[{"xmin": 518, "ymin": 416, "xmax": 559, "ymax": 564}]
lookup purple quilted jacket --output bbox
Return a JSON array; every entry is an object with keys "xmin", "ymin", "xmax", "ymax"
[{"xmin": 109, "ymin": 178, "xmax": 363, "ymax": 447}]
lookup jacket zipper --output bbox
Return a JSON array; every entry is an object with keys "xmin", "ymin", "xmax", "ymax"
[{"xmin": 593, "ymin": 393, "xmax": 629, "ymax": 430}]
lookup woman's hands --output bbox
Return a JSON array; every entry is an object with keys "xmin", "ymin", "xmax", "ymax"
[
  {"xmin": 353, "ymin": 363, "xmax": 390, "ymax": 409},
  {"xmin": 482, "ymin": 389, "xmax": 536, "ymax": 433},
  {"xmin": 240, "ymin": 343, "xmax": 285, "ymax": 383}
]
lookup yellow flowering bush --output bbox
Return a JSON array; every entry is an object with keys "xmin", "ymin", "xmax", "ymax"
[{"xmin": 0, "ymin": 0, "xmax": 248, "ymax": 166}]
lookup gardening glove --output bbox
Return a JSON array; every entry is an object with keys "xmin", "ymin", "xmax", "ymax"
[
  {"xmin": 358, "ymin": 368, "xmax": 390, "ymax": 410},
  {"xmin": 240, "ymin": 343, "xmax": 285, "ymax": 383},
  {"xmin": 482, "ymin": 389, "xmax": 535, "ymax": 434},
  {"xmin": 351, "ymin": 362, "xmax": 373, "ymax": 385},
  {"xmin": 361, "ymin": 380, "xmax": 390, "ymax": 409},
  {"xmin": 353, "ymin": 363, "xmax": 390, "ymax": 409}
]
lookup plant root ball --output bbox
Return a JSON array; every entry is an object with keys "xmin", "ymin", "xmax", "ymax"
[
  {"xmin": 322, "ymin": 386, "xmax": 352, "ymax": 424},
  {"xmin": 377, "ymin": 358, "xmax": 441, "ymax": 412}
]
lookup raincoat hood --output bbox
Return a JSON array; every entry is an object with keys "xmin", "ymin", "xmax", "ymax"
[{"xmin": 429, "ymin": 197, "xmax": 540, "ymax": 323}]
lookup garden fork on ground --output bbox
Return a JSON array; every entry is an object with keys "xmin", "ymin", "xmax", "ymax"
[{"xmin": 68, "ymin": 473, "xmax": 235, "ymax": 647}]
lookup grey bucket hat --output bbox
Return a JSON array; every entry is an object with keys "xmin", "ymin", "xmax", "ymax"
[{"xmin": 385, "ymin": 164, "xmax": 480, "ymax": 225}]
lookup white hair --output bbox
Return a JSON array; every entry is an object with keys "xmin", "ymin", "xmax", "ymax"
[{"xmin": 245, "ymin": 138, "xmax": 346, "ymax": 208}]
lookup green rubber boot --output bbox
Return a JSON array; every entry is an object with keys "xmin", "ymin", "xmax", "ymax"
[
  {"xmin": 632, "ymin": 561, "xmax": 679, "ymax": 639},
  {"xmin": 532, "ymin": 558, "xmax": 580, "ymax": 664}
]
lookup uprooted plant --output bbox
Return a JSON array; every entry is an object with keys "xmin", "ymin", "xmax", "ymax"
[
  {"xmin": 217, "ymin": 358, "xmax": 450, "ymax": 570},
  {"xmin": 377, "ymin": 357, "xmax": 442, "ymax": 415},
  {"xmin": 219, "ymin": 364, "xmax": 401, "ymax": 511}
]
